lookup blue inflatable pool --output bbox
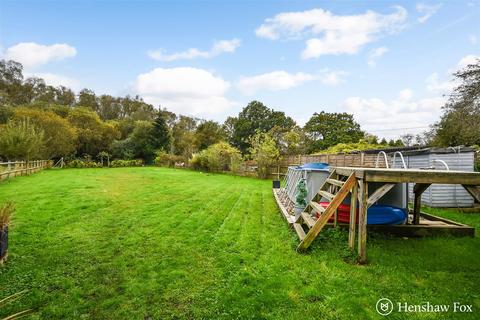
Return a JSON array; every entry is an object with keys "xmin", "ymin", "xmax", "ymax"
[{"xmin": 367, "ymin": 205, "xmax": 407, "ymax": 225}]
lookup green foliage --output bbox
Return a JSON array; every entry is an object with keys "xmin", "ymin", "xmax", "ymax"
[
  {"xmin": 110, "ymin": 159, "xmax": 143, "ymax": 167},
  {"xmin": 150, "ymin": 114, "xmax": 171, "ymax": 151},
  {"xmin": 229, "ymin": 101, "xmax": 295, "ymax": 153},
  {"xmin": 154, "ymin": 151, "xmax": 185, "ymax": 168},
  {"xmin": 194, "ymin": 120, "xmax": 224, "ymax": 150},
  {"xmin": 295, "ymin": 179, "xmax": 307, "ymax": 207},
  {"xmin": 249, "ymin": 131, "xmax": 280, "ymax": 178},
  {"xmin": 66, "ymin": 159, "xmax": 102, "ymax": 168},
  {"xmin": 189, "ymin": 141, "xmax": 242, "ymax": 173},
  {"xmin": 432, "ymin": 58, "xmax": 480, "ymax": 147},
  {"xmin": 13, "ymin": 107, "xmax": 77, "ymax": 158},
  {"xmin": 0, "ymin": 118, "xmax": 45, "ymax": 160},
  {"xmin": 303, "ymin": 111, "xmax": 364, "ymax": 153},
  {"xmin": 313, "ymin": 139, "xmax": 389, "ymax": 154},
  {"xmin": 0, "ymin": 201, "xmax": 14, "ymax": 228}
]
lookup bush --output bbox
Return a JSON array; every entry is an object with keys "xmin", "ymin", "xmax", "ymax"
[
  {"xmin": 66, "ymin": 159, "xmax": 101, "ymax": 168},
  {"xmin": 189, "ymin": 142, "xmax": 242, "ymax": 173},
  {"xmin": 249, "ymin": 132, "xmax": 280, "ymax": 178},
  {"xmin": 110, "ymin": 159, "xmax": 143, "ymax": 167},
  {"xmin": 154, "ymin": 151, "xmax": 185, "ymax": 168}
]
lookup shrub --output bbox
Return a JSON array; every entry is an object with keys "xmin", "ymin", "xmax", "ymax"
[
  {"xmin": 0, "ymin": 202, "xmax": 14, "ymax": 228},
  {"xmin": 154, "ymin": 151, "xmax": 185, "ymax": 168},
  {"xmin": 110, "ymin": 159, "xmax": 143, "ymax": 167},
  {"xmin": 66, "ymin": 159, "xmax": 101, "ymax": 168},
  {"xmin": 189, "ymin": 142, "xmax": 242, "ymax": 173},
  {"xmin": 249, "ymin": 132, "xmax": 280, "ymax": 178}
]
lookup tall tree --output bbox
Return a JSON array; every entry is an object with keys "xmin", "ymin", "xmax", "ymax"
[
  {"xmin": 229, "ymin": 101, "xmax": 295, "ymax": 153},
  {"xmin": 432, "ymin": 59, "xmax": 480, "ymax": 146},
  {"xmin": 195, "ymin": 120, "xmax": 224, "ymax": 150},
  {"xmin": 303, "ymin": 111, "xmax": 364, "ymax": 153},
  {"xmin": 150, "ymin": 114, "xmax": 171, "ymax": 152}
]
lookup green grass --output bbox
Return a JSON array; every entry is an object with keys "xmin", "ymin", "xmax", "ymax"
[{"xmin": 0, "ymin": 167, "xmax": 479, "ymax": 319}]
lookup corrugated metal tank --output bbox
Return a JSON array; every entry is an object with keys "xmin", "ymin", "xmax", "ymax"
[{"xmin": 395, "ymin": 148, "xmax": 475, "ymax": 207}]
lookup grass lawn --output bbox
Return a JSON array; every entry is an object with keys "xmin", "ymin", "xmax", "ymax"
[{"xmin": 1, "ymin": 167, "xmax": 479, "ymax": 319}]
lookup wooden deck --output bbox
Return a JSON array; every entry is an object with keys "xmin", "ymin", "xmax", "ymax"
[{"xmin": 274, "ymin": 166, "xmax": 479, "ymax": 263}]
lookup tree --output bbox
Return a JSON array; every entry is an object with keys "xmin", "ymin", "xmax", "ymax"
[
  {"xmin": 172, "ymin": 115, "xmax": 197, "ymax": 157},
  {"xmin": 13, "ymin": 107, "xmax": 77, "ymax": 158},
  {"xmin": 150, "ymin": 114, "xmax": 171, "ymax": 151},
  {"xmin": 130, "ymin": 121, "xmax": 156, "ymax": 162},
  {"xmin": 0, "ymin": 119, "xmax": 45, "ymax": 160},
  {"xmin": 229, "ymin": 101, "xmax": 295, "ymax": 153},
  {"xmin": 303, "ymin": 111, "xmax": 364, "ymax": 153},
  {"xmin": 78, "ymin": 89, "xmax": 99, "ymax": 111},
  {"xmin": 67, "ymin": 107, "xmax": 120, "ymax": 156},
  {"xmin": 0, "ymin": 60, "xmax": 25, "ymax": 105},
  {"xmin": 195, "ymin": 120, "xmax": 224, "ymax": 150},
  {"xmin": 249, "ymin": 131, "xmax": 280, "ymax": 178},
  {"xmin": 432, "ymin": 59, "xmax": 480, "ymax": 146}
]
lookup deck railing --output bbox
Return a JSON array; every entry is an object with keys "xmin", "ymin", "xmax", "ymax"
[{"xmin": 0, "ymin": 160, "xmax": 53, "ymax": 181}]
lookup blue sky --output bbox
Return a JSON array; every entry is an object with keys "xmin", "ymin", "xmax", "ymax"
[{"xmin": 1, "ymin": 0, "xmax": 479, "ymax": 138}]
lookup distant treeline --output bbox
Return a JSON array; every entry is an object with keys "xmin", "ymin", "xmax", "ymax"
[{"xmin": 1, "ymin": 58, "xmax": 479, "ymax": 172}]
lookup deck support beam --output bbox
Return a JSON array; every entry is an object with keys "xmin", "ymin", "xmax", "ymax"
[
  {"xmin": 413, "ymin": 183, "xmax": 431, "ymax": 225},
  {"xmin": 348, "ymin": 181, "xmax": 358, "ymax": 249},
  {"xmin": 462, "ymin": 185, "xmax": 480, "ymax": 203},
  {"xmin": 357, "ymin": 179, "xmax": 368, "ymax": 264}
]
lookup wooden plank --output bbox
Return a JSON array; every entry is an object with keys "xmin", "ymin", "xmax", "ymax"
[
  {"xmin": 318, "ymin": 190, "xmax": 335, "ymax": 201},
  {"xmin": 272, "ymin": 189, "xmax": 296, "ymax": 224},
  {"xmin": 413, "ymin": 183, "xmax": 431, "ymax": 225},
  {"xmin": 326, "ymin": 178, "xmax": 344, "ymax": 187},
  {"xmin": 310, "ymin": 201, "xmax": 326, "ymax": 214},
  {"xmin": 366, "ymin": 183, "xmax": 396, "ymax": 207},
  {"xmin": 348, "ymin": 182, "xmax": 358, "ymax": 249},
  {"xmin": 293, "ymin": 223, "xmax": 306, "ymax": 241},
  {"xmin": 301, "ymin": 212, "xmax": 316, "ymax": 228},
  {"xmin": 297, "ymin": 173, "xmax": 356, "ymax": 251},
  {"xmin": 357, "ymin": 179, "xmax": 368, "ymax": 264},
  {"xmin": 462, "ymin": 185, "xmax": 480, "ymax": 203}
]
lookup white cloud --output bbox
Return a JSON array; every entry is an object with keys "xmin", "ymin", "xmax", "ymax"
[
  {"xmin": 367, "ymin": 46, "xmax": 389, "ymax": 67},
  {"xmin": 25, "ymin": 72, "xmax": 81, "ymax": 91},
  {"xmin": 416, "ymin": 3, "xmax": 442, "ymax": 23},
  {"xmin": 426, "ymin": 72, "xmax": 456, "ymax": 92},
  {"xmin": 133, "ymin": 67, "xmax": 233, "ymax": 116},
  {"xmin": 255, "ymin": 7, "xmax": 407, "ymax": 59},
  {"xmin": 344, "ymin": 92, "xmax": 445, "ymax": 138},
  {"xmin": 237, "ymin": 71, "xmax": 315, "ymax": 95},
  {"xmin": 3, "ymin": 42, "xmax": 76, "ymax": 68},
  {"xmin": 236, "ymin": 69, "xmax": 346, "ymax": 95},
  {"xmin": 457, "ymin": 54, "xmax": 480, "ymax": 69},
  {"xmin": 148, "ymin": 39, "xmax": 240, "ymax": 62},
  {"xmin": 426, "ymin": 55, "xmax": 480, "ymax": 93},
  {"xmin": 469, "ymin": 34, "xmax": 478, "ymax": 45}
]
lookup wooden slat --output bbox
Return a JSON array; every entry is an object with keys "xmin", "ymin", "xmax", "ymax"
[
  {"xmin": 293, "ymin": 223, "xmax": 306, "ymax": 241},
  {"xmin": 318, "ymin": 190, "xmax": 335, "ymax": 201},
  {"xmin": 310, "ymin": 201, "xmax": 326, "ymax": 214},
  {"xmin": 348, "ymin": 182, "xmax": 358, "ymax": 249},
  {"xmin": 326, "ymin": 178, "xmax": 344, "ymax": 187},
  {"xmin": 301, "ymin": 212, "xmax": 316, "ymax": 228},
  {"xmin": 357, "ymin": 179, "xmax": 368, "ymax": 264},
  {"xmin": 366, "ymin": 183, "xmax": 396, "ymax": 207},
  {"xmin": 297, "ymin": 173, "xmax": 356, "ymax": 251}
]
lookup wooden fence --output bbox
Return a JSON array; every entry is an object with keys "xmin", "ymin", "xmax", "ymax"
[
  {"xmin": 0, "ymin": 160, "xmax": 52, "ymax": 181},
  {"xmin": 265, "ymin": 153, "xmax": 389, "ymax": 179}
]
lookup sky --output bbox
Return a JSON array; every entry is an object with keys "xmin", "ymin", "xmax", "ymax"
[{"xmin": 0, "ymin": 0, "xmax": 479, "ymax": 139}]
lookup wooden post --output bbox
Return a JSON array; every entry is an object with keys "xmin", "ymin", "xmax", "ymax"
[
  {"xmin": 360, "ymin": 153, "xmax": 365, "ymax": 167},
  {"xmin": 357, "ymin": 179, "xmax": 368, "ymax": 264},
  {"xmin": 413, "ymin": 183, "xmax": 430, "ymax": 225},
  {"xmin": 348, "ymin": 181, "xmax": 358, "ymax": 249}
]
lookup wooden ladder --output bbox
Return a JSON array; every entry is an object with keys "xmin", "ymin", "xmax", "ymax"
[{"xmin": 293, "ymin": 169, "xmax": 357, "ymax": 251}]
